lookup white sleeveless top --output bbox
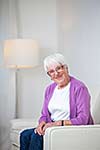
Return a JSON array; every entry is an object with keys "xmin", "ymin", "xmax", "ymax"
[{"xmin": 48, "ymin": 82, "xmax": 70, "ymax": 121}]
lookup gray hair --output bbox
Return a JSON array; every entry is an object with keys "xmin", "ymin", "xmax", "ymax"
[{"xmin": 44, "ymin": 53, "xmax": 67, "ymax": 72}]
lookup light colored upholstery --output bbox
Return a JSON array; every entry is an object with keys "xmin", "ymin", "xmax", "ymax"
[
  {"xmin": 10, "ymin": 86, "xmax": 100, "ymax": 150},
  {"xmin": 44, "ymin": 125, "xmax": 100, "ymax": 150},
  {"xmin": 10, "ymin": 119, "xmax": 38, "ymax": 150}
]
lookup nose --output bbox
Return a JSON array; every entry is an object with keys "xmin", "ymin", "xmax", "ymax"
[{"xmin": 54, "ymin": 70, "xmax": 59, "ymax": 76}]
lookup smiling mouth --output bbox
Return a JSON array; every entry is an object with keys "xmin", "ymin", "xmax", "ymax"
[{"xmin": 55, "ymin": 74, "xmax": 64, "ymax": 80}]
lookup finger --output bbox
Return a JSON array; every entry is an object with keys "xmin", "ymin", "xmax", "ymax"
[
  {"xmin": 37, "ymin": 127, "xmax": 43, "ymax": 135},
  {"xmin": 43, "ymin": 125, "xmax": 47, "ymax": 132},
  {"xmin": 34, "ymin": 129, "xmax": 37, "ymax": 134},
  {"xmin": 35, "ymin": 128, "xmax": 41, "ymax": 135}
]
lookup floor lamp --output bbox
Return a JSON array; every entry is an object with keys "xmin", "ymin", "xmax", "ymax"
[{"xmin": 4, "ymin": 39, "xmax": 39, "ymax": 118}]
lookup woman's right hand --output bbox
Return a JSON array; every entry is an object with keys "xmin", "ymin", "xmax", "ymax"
[{"xmin": 35, "ymin": 121, "xmax": 46, "ymax": 135}]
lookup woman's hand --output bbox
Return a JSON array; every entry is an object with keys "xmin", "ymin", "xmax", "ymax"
[
  {"xmin": 35, "ymin": 120, "xmax": 72, "ymax": 135},
  {"xmin": 42, "ymin": 120, "xmax": 72, "ymax": 133},
  {"xmin": 42, "ymin": 122, "xmax": 54, "ymax": 132},
  {"xmin": 42, "ymin": 121, "xmax": 61, "ymax": 133},
  {"xmin": 35, "ymin": 121, "xmax": 46, "ymax": 135}
]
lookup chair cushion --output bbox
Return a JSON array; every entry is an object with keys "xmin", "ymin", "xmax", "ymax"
[
  {"xmin": 10, "ymin": 119, "xmax": 38, "ymax": 147},
  {"xmin": 11, "ymin": 129, "xmax": 21, "ymax": 147}
]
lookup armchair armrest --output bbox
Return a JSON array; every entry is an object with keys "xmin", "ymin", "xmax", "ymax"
[{"xmin": 44, "ymin": 125, "xmax": 100, "ymax": 150}]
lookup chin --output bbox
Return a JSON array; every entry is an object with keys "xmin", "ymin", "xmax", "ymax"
[
  {"xmin": 57, "ymin": 79, "xmax": 65, "ymax": 85},
  {"xmin": 58, "ymin": 77, "xmax": 65, "ymax": 82}
]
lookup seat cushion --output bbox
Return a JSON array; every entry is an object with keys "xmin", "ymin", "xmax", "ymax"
[
  {"xmin": 10, "ymin": 119, "xmax": 38, "ymax": 147},
  {"xmin": 11, "ymin": 128, "xmax": 22, "ymax": 147}
]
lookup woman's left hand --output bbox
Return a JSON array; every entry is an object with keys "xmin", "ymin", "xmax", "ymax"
[
  {"xmin": 42, "ymin": 121, "xmax": 61, "ymax": 134},
  {"xmin": 42, "ymin": 122, "xmax": 54, "ymax": 133}
]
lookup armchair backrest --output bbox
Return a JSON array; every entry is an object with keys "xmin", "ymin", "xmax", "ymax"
[{"xmin": 89, "ymin": 86, "xmax": 100, "ymax": 124}]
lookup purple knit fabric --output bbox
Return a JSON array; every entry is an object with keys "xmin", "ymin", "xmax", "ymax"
[{"xmin": 39, "ymin": 76, "xmax": 93, "ymax": 125}]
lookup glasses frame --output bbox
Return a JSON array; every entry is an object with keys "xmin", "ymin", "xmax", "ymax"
[{"xmin": 47, "ymin": 65, "xmax": 66, "ymax": 77}]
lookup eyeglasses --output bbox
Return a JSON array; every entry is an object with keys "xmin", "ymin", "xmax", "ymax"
[{"xmin": 47, "ymin": 65, "xmax": 65, "ymax": 77}]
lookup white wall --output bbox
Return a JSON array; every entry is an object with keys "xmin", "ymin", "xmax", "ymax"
[
  {"xmin": 0, "ymin": 0, "xmax": 57, "ymax": 148},
  {"xmin": 16, "ymin": 0, "xmax": 58, "ymax": 62},
  {"xmin": 15, "ymin": 0, "xmax": 58, "ymax": 118},
  {"xmin": 0, "ymin": 0, "xmax": 17, "ymax": 149},
  {"xmin": 0, "ymin": 0, "xmax": 58, "ymax": 118},
  {"xmin": 17, "ymin": 66, "xmax": 51, "ymax": 118},
  {"xmin": 18, "ymin": 0, "xmax": 100, "ymax": 119},
  {"xmin": 57, "ymin": 0, "xmax": 100, "ymax": 85},
  {"xmin": 0, "ymin": 0, "xmax": 100, "ymax": 149}
]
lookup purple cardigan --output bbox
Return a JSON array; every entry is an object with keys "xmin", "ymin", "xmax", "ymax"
[{"xmin": 39, "ymin": 76, "xmax": 94, "ymax": 125}]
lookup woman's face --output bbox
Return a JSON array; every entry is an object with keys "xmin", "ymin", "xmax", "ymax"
[{"xmin": 47, "ymin": 63, "xmax": 70, "ymax": 88}]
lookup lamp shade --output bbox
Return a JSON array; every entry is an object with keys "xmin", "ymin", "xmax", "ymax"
[{"xmin": 4, "ymin": 39, "xmax": 39, "ymax": 68}]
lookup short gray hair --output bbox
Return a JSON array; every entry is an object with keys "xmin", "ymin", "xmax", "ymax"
[{"xmin": 44, "ymin": 53, "xmax": 67, "ymax": 72}]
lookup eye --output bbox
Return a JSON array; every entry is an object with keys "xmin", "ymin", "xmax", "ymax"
[
  {"xmin": 47, "ymin": 69, "xmax": 55, "ymax": 75},
  {"xmin": 56, "ymin": 66, "xmax": 62, "ymax": 71},
  {"xmin": 48, "ymin": 70, "xmax": 54, "ymax": 74}
]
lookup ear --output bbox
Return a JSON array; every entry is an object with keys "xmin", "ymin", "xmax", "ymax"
[
  {"xmin": 66, "ymin": 66, "xmax": 69, "ymax": 74},
  {"xmin": 64, "ymin": 65, "xmax": 68, "ymax": 70}
]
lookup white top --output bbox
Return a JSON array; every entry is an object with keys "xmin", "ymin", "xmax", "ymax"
[{"xmin": 48, "ymin": 82, "xmax": 70, "ymax": 121}]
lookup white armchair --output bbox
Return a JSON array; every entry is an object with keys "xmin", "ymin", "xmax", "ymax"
[{"xmin": 10, "ymin": 86, "xmax": 100, "ymax": 150}]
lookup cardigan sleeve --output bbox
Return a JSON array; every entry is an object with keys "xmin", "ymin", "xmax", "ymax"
[
  {"xmin": 70, "ymin": 86, "xmax": 91, "ymax": 125},
  {"xmin": 38, "ymin": 86, "xmax": 52, "ymax": 124}
]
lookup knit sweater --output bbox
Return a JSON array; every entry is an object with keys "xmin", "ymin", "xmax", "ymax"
[{"xmin": 39, "ymin": 76, "xmax": 94, "ymax": 125}]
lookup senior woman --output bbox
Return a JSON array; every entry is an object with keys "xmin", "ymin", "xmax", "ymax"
[{"xmin": 20, "ymin": 53, "xmax": 93, "ymax": 150}]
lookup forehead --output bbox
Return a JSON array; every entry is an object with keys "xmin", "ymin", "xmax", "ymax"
[{"xmin": 47, "ymin": 63, "xmax": 61, "ymax": 71}]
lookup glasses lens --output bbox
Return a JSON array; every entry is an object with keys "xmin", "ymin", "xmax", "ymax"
[
  {"xmin": 47, "ymin": 70, "xmax": 54, "ymax": 76},
  {"xmin": 47, "ymin": 65, "xmax": 64, "ymax": 76},
  {"xmin": 56, "ymin": 66, "xmax": 63, "ymax": 72}
]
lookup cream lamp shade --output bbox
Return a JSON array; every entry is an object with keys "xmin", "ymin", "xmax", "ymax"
[{"xmin": 4, "ymin": 39, "xmax": 39, "ymax": 68}]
